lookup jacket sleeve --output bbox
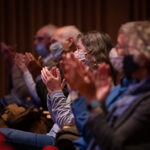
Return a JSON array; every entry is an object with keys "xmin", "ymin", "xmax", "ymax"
[
  {"xmin": 71, "ymin": 96, "xmax": 92, "ymax": 143},
  {"xmin": 86, "ymin": 96, "xmax": 150, "ymax": 150},
  {"xmin": 11, "ymin": 66, "xmax": 30, "ymax": 99},
  {"xmin": 23, "ymin": 71, "xmax": 41, "ymax": 105},
  {"xmin": 47, "ymin": 90, "xmax": 74, "ymax": 128}
]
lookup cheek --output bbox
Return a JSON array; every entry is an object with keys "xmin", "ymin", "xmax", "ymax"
[
  {"xmin": 117, "ymin": 49, "xmax": 125, "ymax": 56},
  {"xmin": 80, "ymin": 47, "xmax": 86, "ymax": 52},
  {"xmin": 62, "ymin": 42, "xmax": 69, "ymax": 51}
]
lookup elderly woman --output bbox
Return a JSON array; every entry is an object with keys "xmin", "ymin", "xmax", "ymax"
[
  {"xmin": 84, "ymin": 21, "xmax": 150, "ymax": 150},
  {"xmin": 61, "ymin": 21, "xmax": 150, "ymax": 150}
]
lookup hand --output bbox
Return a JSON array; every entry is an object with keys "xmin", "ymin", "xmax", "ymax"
[
  {"xmin": 25, "ymin": 52, "xmax": 42, "ymax": 79},
  {"xmin": 93, "ymin": 63, "xmax": 112, "ymax": 103},
  {"xmin": 1, "ymin": 42, "xmax": 16, "ymax": 68},
  {"xmin": 41, "ymin": 67, "xmax": 62, "ymax": 94},
  {"xmin": 60, "ymin": 53, "xmax": 96, "ymax": 100},
  {"xmin": 14, "ymin": 53, "xmax": 28, "ymax": 73},
  {"xmin": 61, "ymin": 53, "xmax": 112, "ymax": 103}
]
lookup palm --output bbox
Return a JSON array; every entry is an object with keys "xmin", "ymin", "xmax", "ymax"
[{"xmin": 93, "ymin": 63, "xmax": 112, "ymax": 102}]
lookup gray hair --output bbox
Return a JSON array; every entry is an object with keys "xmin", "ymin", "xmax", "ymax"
[
  {"xmin": 59, "ymin": 25, "xmax": 81, "ymax": 41},
  {"xmin": 128, "ymin": 21, "xmax": 150, "ymax": 63}
]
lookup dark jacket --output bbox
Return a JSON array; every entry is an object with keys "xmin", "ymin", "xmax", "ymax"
[{"xmin": 86, "ymin": 78, "xmax": 150, "ymax": 150}]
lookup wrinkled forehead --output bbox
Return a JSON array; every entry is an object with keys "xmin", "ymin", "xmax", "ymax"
[{"xmin": 51, "ymin": 34, "xmax": 65, "ymax": 44}]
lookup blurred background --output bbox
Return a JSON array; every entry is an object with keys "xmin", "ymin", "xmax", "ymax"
[{"xmin": 0, "ymin": 0, "xmax": 150, "ymax": 98}]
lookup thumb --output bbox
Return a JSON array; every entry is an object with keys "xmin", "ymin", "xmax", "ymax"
[
  {"xmin": 61, "ymin": 78, "xmax": 66, "ymax": 89},
  {"xmin": 56, "ymin": 68, "xmax": 61, "ymax": 81},
  {"xmin": 38, "ymin": 56, "xmax": 43, "ymax": 66}
]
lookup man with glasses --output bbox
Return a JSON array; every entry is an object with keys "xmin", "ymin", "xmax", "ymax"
[{"xmin": 34, "ymin": 24, "xmax": 57, "ymax": 67}]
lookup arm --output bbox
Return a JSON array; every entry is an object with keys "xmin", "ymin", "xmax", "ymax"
[
  {"xmin": 41, "ymin": 67, "xmax": 74, "ymax": 128},
  {"xmin": 48, "ymin": 90, "xmax": 74, "ymax": 128},
  {"xmin": 71, "ymin": 96, "xmax": 91, "ymax": 143},
  {"xmin": 86, "ymin": 95, "xmax": 150, "ymax": 150},
  {"xmin": 23, "ymin": 71, "xmax": 41, "ymax": 105},
  {"xmin": 11, "ymin": 66, "xmax": 30, "ymax": 99}
]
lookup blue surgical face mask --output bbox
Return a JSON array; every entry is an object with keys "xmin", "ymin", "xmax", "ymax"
[
  {"xmin": 36, "ymin": 44, "xmax": 49, "ymax": 58},
  {"xmin": 50, "ymin": 42, "xmax": 64, "ymax": 61},
  {"xmin": 109, "ymin": 48, "xmax": 124, "ymax": 72}
]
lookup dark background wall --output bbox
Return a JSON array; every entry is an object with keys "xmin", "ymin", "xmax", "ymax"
[{"xmin": 0, "ymin": 0, "xmax": 150, "ymax": 97}]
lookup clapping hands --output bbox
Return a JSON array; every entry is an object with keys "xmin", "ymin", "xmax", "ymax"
[
  {"xmin": 41, "ymin": 67, "xmax": 62, "ymax": 94},
  {"xmin": 60, "ymin": 53, "xmax": 112, "ymax": 104}
]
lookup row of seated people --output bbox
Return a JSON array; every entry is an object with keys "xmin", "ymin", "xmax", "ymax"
[{"xmin": 0, "ymin": 21, "xmax": 150, "ymax": 150}]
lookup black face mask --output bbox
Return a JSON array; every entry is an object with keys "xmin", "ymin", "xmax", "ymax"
[{"xmin": 123, "ymin": 54, "xmax": 140, "ymax": 78}]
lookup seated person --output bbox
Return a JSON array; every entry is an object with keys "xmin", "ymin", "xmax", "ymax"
[{"xmin": 63, "ymin": 21, "xmax": 150, "ymax": 150}]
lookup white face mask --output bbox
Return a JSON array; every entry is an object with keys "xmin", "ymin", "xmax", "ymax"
[
  {"xmin": 74, "ymin": 51, "xmax": 87, "ymax": 64},
  {"xmin": 50, "ymin": 41, "xmax": 64, "ymax": 61},
  {"xmin": 109, "ymin": 48, "xmax": 124, "ymax": 72}
]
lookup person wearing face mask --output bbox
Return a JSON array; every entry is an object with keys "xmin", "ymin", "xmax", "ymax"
[
  {"xmin": 35, "ymin": 25, "xmax": 80, "ymax": 99},
  {"xmin": 16, "ymin": 24, "xmax": 57, "ymax": 107},
  {"xmin": 106, "ymin": 50, "xmax": 136, "ymax": 111},
  {"xmin": 40, "ymin": 31, "xmax": 114, "ymax": 150},
  {"xmin": 49, "ymin": 26, "xmax": 80, "ymax": 61},
  {"xmin": 34, "ymin": 24, "xmax": 57, "ymax": 67},
  {"xmin": 0, "ymin": 26, "xmax": 81, "ymax": 150},
  {"xmin": 77, "ymin": 21, "xmax": 150, "ymax": 150},
  {"xmin": 73, "ymin": 34, "xmax": 87, "ymax": 64},
  {"xmin": 105, "ymin": 22, "xmax": 142, "ymax": 112}
]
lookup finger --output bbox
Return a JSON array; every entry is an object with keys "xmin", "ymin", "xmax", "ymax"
[
  {"xmin": 84, "ymin": 66, "xmax": 93, "ymax": 82},
  {"xmin": 41, "ymin": 68, "xmax": 48, "ymax": 81},
  {"xmin": 25, "ymin": 52, "xmax": 35, "ymax": 61},
  {"xmin": 55, "ymin": 67, "xmax": 61, "ymax": 81},
  {"xmin": 51, "ymin": 67, "xmax": 57, "ymax": 77},
  {"xmin": 41, "ymin": 67, "xmax": 51, "ymax": 83},
  {"xmin": 38, "ymin": 56, "xmax": 43, "ymax": 66},
  {"xmin": 43, "ymin": 67, "xmax": 50, "ymax": 80},
  {"xmin": 41, "ymin": 72, "xmax": 47, "ymax": 85},
  {"xmin": 61, "ymin": 79, "xmax": 66, "ymax": 89}
]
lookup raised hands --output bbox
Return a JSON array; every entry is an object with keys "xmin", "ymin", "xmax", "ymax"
[
  {"xmin": 24, "ymin": 52, "xmax": 42, "ymax": 79},
  {"xmin": 14, "ymin": 53, "xmax": 28, "ymax": 73},
  {"xmin": 1, "ymin": 42, "xmax": 16, "ymax": 68},
  {"xmin": 93, "ymin": 63, "xmax": 112, "ymax": 103},
  {"xmin": 41, "ymin": 67, "xmax": 62, "ymax": 94},
  {"xmin": 60, "ymin": 53, "xmax": 112, "ymax": 104},
  {"xmin": 60, "ymin": 53, "xmax": 96, "ymax": 101}
]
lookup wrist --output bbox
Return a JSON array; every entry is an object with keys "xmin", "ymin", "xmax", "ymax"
[
  {"xmin": 88, "ymin": 100, "xmax": 101, "ymax": 111},
  {"xmin": 69, "ymin": 90, "xmax": 78, "ymax": 100},
  {"xmin": 48, "ymin": 87, "xmax": 62, "ymax": 95},
  {"xmin": 48, "ymin": 90, "xmax": 64, "ymax": 98}
]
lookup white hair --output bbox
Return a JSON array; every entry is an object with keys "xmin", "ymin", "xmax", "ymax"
[
  {"xmin": 129, "ymin": 21, "xmax": 150, "ymax": 62},
  {"xmin": 59, "ymin": 25, "xmax": 81, "ymax": 41}
]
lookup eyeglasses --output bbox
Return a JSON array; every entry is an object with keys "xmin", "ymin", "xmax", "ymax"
[
  {"xmin": 115, "ymin": 44, "xmax": 128, "ymax": 50},
  {"xmin": 34, "ymin": 36, "xmax": 44, "ymax": 41},
  {"xmin": 115, "ymin": 44, "xmax": 136, "ymax": 51},
  {"xmin": 34, "ymin": 36, "xmax": 51, "ymax": 41}
]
